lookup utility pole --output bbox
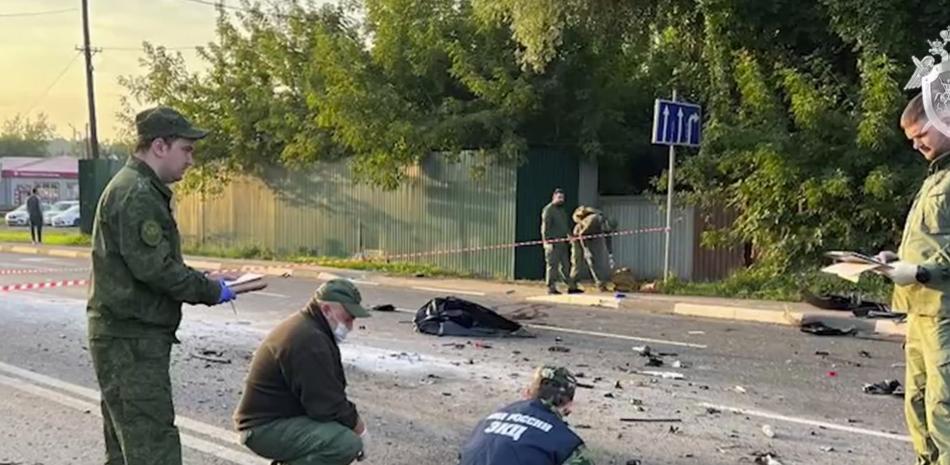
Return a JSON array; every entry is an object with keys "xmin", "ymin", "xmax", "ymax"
[{"xmin": 80, "ymin": 0, "xmax": 100, "ymax": 159}]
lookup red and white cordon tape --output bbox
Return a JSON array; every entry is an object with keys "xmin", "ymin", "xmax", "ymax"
[
  {"xmin": 0, "ymin": 267, "xmax": 90, "ymax": 276},
  {"xmin": 375, "ymin": 226, "xmax": 671, "ymax": 261},
  {"xmin": 0, "ymin": 279, "xmax": 88, "ymax": 292}
]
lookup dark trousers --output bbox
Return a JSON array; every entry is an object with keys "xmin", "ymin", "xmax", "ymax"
[{"xmin": 30, "ymin": 221, "xmax": 42, "ymax": 243}]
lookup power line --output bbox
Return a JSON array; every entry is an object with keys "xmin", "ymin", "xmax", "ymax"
[
  {"xmin": 100, "ymin": 45, "xmax": 202, "ymax": 52},
  {"xmin": 0, "ymin": 7, "xmax": 76, "ymax": 18},
  {"xmin": 22, "ymin": 51, "xmax": 83, "ymax": 115},
  {"xmin": 181, "ymin": 0, "xmax": 246, "ymax": 12}
]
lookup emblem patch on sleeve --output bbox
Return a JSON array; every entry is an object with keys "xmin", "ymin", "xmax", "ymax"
[{"xmin": 141, "ymin": 220, "xmax": 163, "ymax": 247}]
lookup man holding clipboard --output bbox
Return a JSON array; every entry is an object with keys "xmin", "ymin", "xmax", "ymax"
[{"xmin": 869, "ymin": 87, "xmax": 950, "ymax": 464}]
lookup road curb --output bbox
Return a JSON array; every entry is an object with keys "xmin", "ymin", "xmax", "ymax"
[{"xmin": 671, "ymin": 302, "xmax": 904, "ymax": 337}]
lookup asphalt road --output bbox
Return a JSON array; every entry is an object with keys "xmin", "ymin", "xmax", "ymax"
[{"xmin": 0, "ymin": 252, "xmax": 912, "ymax": 465}]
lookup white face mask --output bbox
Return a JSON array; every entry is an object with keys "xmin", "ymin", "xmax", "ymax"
[{"xmin": 333, "ymin": 322, "xmax": 350, "ymax": 343}]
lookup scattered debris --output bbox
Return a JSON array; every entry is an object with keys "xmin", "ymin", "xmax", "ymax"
[
  {"xmin": 820, "ymin": 446, "xmax": 835, "ymax": 453},
  {"xmin": 646, "ymin": 356, "xmax": 664, "ymax": 367},
  {"xmin": 548, "ymin": 346, "xmax": 571, "ymax": 353},
  {"xmin": 574, "ymin": 424, "xmax": 593, "ymax": 429},
  {"xmin": 191, "ymin": 352, "xmax": 231, "ymax": 364},
  {"xmin": 672, "ymin": 360, "xmax": 690, "ymax": 369},
  {"xmin": 371, "ymin": 304, "xmax": 395, "ymax": 312},
  {"xmin": 706, "ymin": 407, "xmax": 721, "ymax": 415},
  {"xmin": 863, "ymin": 379, "xmax": 904, "ymax": 396},
  {"xmin": 815, "ymin": 350, "xmax": 830, "ymax": 356},
  {"xmin": 827, "ymin": 371, "xmax": 838, "ymax": 377},
  {"xmin": 620, "ymin": 417, "xmax": 682, "ymax": 423},
  {"xmin": 762, "ymin": 424, "xmax": 776, "ymax": 438},
  {"xmin": 443, "ymin": 342, "xmax": 466, "ymax": 349},
  {"xmin": 441, "ymin": 392, "xmax": 452, "ymax": 396},
  {"xmin": 800, "ymin": 321, "xmax": 856, "ymax": 336},
  {"xmin": 614, "ymin": 380, "xmax": 623, "ymax": 390},
  {"xmin": 688, "ymin": 331, "xmax": 706, "ymax": 335},
  {"xmin": 668, "ymin": 425, "xmax": 681, "ymax": 434},
  {"xmin": 753, "ymin": 453, "xmax": 784, "ymax": 465},
  {"xmin": 625, "ymin": 460, "xmax": 642, "ymax": 465},
  {"xmin": 201, "ymin": 349, "xmax": 224, "ymax": 357},
  {"xmin": 474, "ymin": 341, "xmax": 493, "ymax": 349},
  {"xmin": 859, "ymin": 350, "xmax": 872, "ymax": 358},
  {"xmin": 734, "ymin": 385, "xmax": 748, "ymax": 394},
  {"xmin": 594, "ymin": 376, "xmax": 604, "ymax": 383},
  {"xmin": 604, "ymin": 393, "xmax": 616, "ymax": 399},
  {"xmin": 576, "ymin": 382, "xmax": 595, "ymax": 389},
  {"xmin": 633, "ymin": 346, "xmax": 677, "ymax": 357}
]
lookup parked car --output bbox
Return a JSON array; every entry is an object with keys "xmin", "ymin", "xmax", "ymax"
[
  {"xmin": 51, "ymin": 205, "xmax": 81, "ymax": 228},
  {"xmin": 44, "ymin": 200, "xmax": 79, "ymax": 225},
  {"xmin": 4, "ymin": 202, "xmax": 51, "ymax": 226}
]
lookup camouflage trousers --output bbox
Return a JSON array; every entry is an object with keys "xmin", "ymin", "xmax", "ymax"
[
  {"xmin": 240, "ymin": 416, "xmax": 363, "ymax": 465},
  {"xmin": 543, "ymin": 243, "xmax": 575, "ymax": 291},
  {"xmin": 906, "ymin": 315, "xmax": 950, "ymax": 465},
  {"xmin": 571, "ymin": 238, "xmax": 610, "ymax": 288},
  {"xmin": 90, "ymin": 337, "xmax": 180, "ymax": 465}
]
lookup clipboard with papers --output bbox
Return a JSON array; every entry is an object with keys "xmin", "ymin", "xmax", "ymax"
[{"xmin": 821, "ymin": 251, "xmax": 893, "ymax": 283}]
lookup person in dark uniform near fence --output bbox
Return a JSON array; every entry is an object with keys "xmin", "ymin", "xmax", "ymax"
[
  {"xmin": 26, "ymin": 188, "xmax": 43, "ymax": 244},
  {"xmin": 541, "ymin": 188, "xmax": 581, "ymax": 295},
  {"xmin": 459, "ymin": 365, "xmax": 594, "ymax": 465},
  {"xmin": 87, "ymin": 106, "xmax": 238, "ymax": 465}
]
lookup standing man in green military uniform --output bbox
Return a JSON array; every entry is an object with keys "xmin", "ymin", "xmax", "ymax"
[
  {"xmin": 876, "ymin": 93, "xmax": 950, "ymax": 465},
  {"xmin": 87, "ymin": 106, "xmax": 237, "ymax": 465},
  {"xmin": 541, "ymin": 188, "xmax": 580, "ymax": 295}
]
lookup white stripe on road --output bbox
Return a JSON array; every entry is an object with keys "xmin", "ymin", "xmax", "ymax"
[
  {"xmin": 411, "ymin": 286, "xmax": 486, "ymax": 296},
  {"xmin": 0, "ymin": 373, "xmax": 266, "ymax": 464},
  {"xmin": 0, "ymin": 362, "xmax": 262, "ymax": 462},
  {"xmin": 250, "ymin": 291, "xmax": 289, "ymax": 298},
  {"xmin": 393, "ymin": 307, "xmax": 706, "ymax": 349},
  {"xmin": 698, "ymin": 402, "xmax": 911, "ymax": 443},
  {"xmin": 525, "ymin": 323, "xmax": 708, "ymax": 349}
]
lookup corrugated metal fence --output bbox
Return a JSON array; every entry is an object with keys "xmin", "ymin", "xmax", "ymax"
[
  {"xmin": 600, "ymin": 196, "xmax": 695, "ymax": 280},
  {"xmin": 175, "ymin": 155, "xmax": 518, "ymax": 279}
]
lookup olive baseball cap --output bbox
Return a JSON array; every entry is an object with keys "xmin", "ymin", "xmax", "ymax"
[
  {"xmin": 135, "ymin": 106, "xmax": 209, "ymax": 141},
  {"xmin": 315, "ymin": 279, "xmax": 371, "ymax": 318}
]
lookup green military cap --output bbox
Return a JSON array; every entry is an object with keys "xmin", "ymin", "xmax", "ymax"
[
  {"xmin": 531, "ymin": 365, "xmax": 577, "ymax": 404},
  {"xmin": 315, "ymin": 279, "xmax": 371, "ymax": 318},
  {"xmin": 135, "ymin": 106, "xmax": 209, "ymax": 141}
]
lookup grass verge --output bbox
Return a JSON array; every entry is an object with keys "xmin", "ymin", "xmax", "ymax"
[{"xmin": 0, "ymin": 228, "xmax": 91, "ymax": 247}]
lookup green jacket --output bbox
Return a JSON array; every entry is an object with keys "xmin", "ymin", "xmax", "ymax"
[
  {"xmin": 541, "ymin": 202, "xmax": 570, "ymax": 242},
  {"xmin": 894, "ymin": 154, "xmax": 950, "ymax": 316},
  {"xmin": 87, "ymin": 157, "xmax": 220, "ymax": 339}
]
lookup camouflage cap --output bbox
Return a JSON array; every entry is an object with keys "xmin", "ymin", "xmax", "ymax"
[
  {"xmin": 529, "ymin": 365, "xmax": 577, "ymax": 405},
  {"xmin": 135, "ymin": 106, "xmax": 208, "ymax": 141},
  {"xmin": 314, "ymin": 279, "xmax": 371, "ymax": 318}
]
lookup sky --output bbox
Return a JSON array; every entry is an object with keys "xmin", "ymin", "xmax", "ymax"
[{"xmin": 0, "ymin": 0, "xmax": 233, "ymax": 141}]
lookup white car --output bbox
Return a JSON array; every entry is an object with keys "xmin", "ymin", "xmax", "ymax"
[
  {"xmin": 45, "ymin": 200, "xmax": 79, "ymax": 225},
  {"xmin": 4, "ymin": 203, "xmax": 51, "ymax": 226},
  {"xmin": 51, "ymin": 205, "xmax": 81, "ymax": 228}
]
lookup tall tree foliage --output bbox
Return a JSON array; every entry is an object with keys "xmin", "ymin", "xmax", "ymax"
[
  {"xmin": 119, "ymin": 0, "xmax": 950, "ymax": 273},
  {"xmin": 0, "ymin": 114, "xmax": 55, "ymax": 157}
]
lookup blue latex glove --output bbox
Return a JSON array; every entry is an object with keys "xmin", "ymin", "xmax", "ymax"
[{"xmin": 217, "ymin": 280, "xmax": 236, "ymax": 304}]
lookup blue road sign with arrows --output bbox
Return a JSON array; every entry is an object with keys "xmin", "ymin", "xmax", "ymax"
[{"xmin": 651, "ymin": 99, "xmax": 702, "ymax": 147}]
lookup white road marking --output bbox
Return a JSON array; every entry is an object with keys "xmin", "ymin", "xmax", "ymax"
[
  {"xmin": 0, "ymin": 362, "xmax": 258, "ymax": 457},
  {"xmin": 0, "ymin": 372, "xmax": 266, "ymax": 464},
  {"xmin": 393, "ymin": 307, "xmax": 706, "ymax": 349},
  {"xmin": 698, "ymin": 402, "xmax": 911, "ymax": 443},
  {"xmin": 411, "ymin": 286, "xmax": 486, "ymax": 296},
  {"xmin": 250, "ymin": 291, "xmax": 288, "ymax": 298},
  {"xmin": 525, "ymin": 323, "xmax": 708, "ymax": 349}
]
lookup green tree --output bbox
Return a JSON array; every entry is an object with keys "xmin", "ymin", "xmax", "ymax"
[{"xmin": 0, "ymin": 114, "xmax": 55, "ymax": 157}]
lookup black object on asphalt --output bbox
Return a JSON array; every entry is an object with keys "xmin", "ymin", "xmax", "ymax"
[
  {"xmin": 801, "ymin": 290, "xmax": 902, "ymax": 319},
  {"xmin": 863, "ymin": 379, "xmax": 904, "ymax": 396},
  {"xmin": 548, "ymin": 346, "xmax": 571, "ymax": 353},
  {"xmin": 800, "ymin": 321, "xmax": 856, "ymax": 336},
  {"xmin": 414, "ymin": 297, "xmax": 532, "ymax": 337},
  {"xmin": 371, "ymin": 304, "xmax": 396, "ymax": 312},
  {"xmin": 646, "ymin": 356, "xmax": 664, "ymax": 367}
]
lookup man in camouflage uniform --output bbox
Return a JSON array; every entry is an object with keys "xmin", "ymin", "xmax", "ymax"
[
  {"xmin": 541, "ymin": 188, "xmax": 579, "ymax": 295},
  {"xmin": 570, "ymin": 206, "xmax": 612, "ymax": 292},
  {"xmin": 87, "ymin": 106, "xmax": 237, "ymax": 465},
  {"xmin": 459, "ymin": 365, "xmax": 594, "ymax": 465},
  {"xmin": 876, "ymin": 93, "xmax": 950, "ymax": 465}
]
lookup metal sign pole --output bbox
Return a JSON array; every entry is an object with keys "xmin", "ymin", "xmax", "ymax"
[{"xmin": 663, "ymin": 90, "xmax": 677, "ymax": 281}]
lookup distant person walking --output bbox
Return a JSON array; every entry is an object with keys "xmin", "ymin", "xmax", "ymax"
[{"xmin": 26, "ymin": 188, "xmax": 43, "ymax": 244}]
